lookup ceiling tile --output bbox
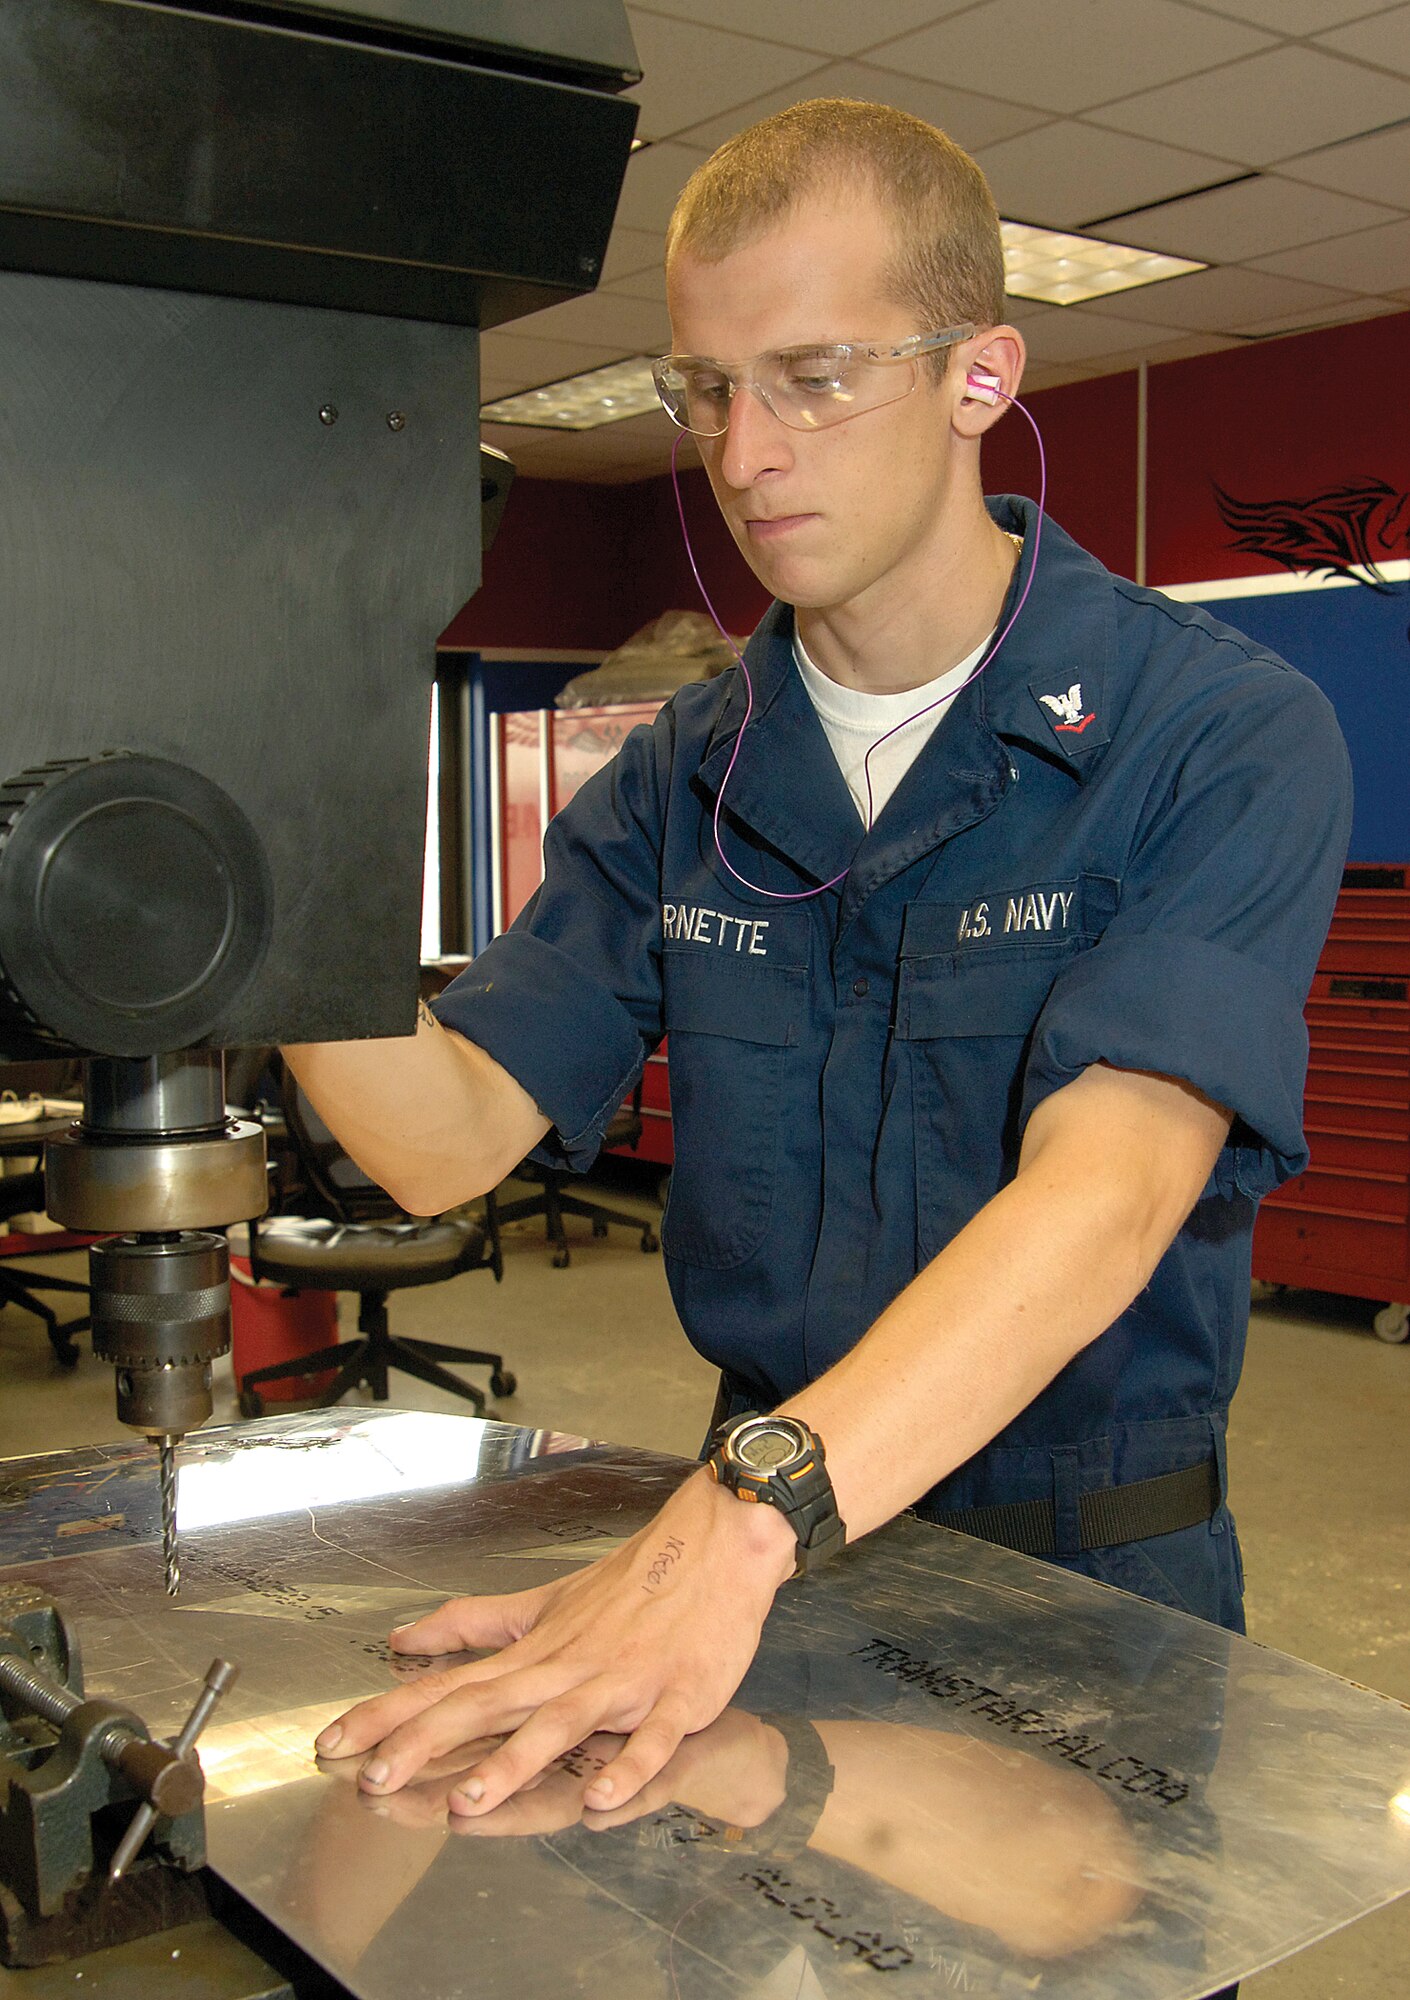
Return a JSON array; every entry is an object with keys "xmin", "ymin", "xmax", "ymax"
[
  {"xmin": 507, "ymin": 290, "xmax": 672, "ymax": 353},
  {"xmin": 479, "ymin": 334, "xmax": 627, "ymax": 397},
  {"xmin": 1081, "ymin": 331, "xmax": 1239, "ymax": 372},
  {"xmin": 973, "ymin": 122, "xmax": 1239, "ymax": 228},
  {"xmin": 1086, "ymin": 263, "xmax": 1356, "ymax": 328},
  {"xmin": 612, "ymin": 141, "xmax": 711, "ymax": 233},
  {"xmin": 599, "ymin": 227, "xmax": 666, "ymax": 285},
  {"xmin": 1015, "ymin": 304, "xmax": 1192, "ymax": 362},
  {"xmin": 1002, "ymin": 293, "xmax": 1057, "ymax": 323},
  {"xmin": 485, "ymin": 408, "xmax": 698, "ymax": 485},
  {"xmin": 1103, "ymin": 175, "xmax": 1405, "ymax": 263},
  {"xmin": 1229, "ymin": 295, "xmax": 1407, "ymax": 335},
  {"xmin": 629, "ymin": 0, "xmax": 975, "ymax": 60},
  {"xmin": 1087, "ymin": 45, "xmax": 1410, "ymax": 166},
  {"xmin": 622, "ymin": 11, "xmax": 825, "ymax": 141},
  {"xmin": 1197, "ymin": 0, "xmax": 1396, "ymax": 28},
  {"xmin": 1278, "ymin": 121, "xmax": 1410, "ymax": 202},
  {"xmin": 1020, "ymin": 361, "xmax": 1107, "ymax": 390},
  {"xmin": 674, "ymin": 62, "xmax": 1049, "ymax": 155},
  {"xmin": 1249, "ymin": 214, "xmax": 1410, "ymax": 290},
  {"xmin": 480, "ymin": 429, "xmax": 607, "ymax": 482},
  {"xmin": 603, "ymin": 262, "xmax": 669, "ymax": 304},
  {"xmin": 869, "ymin": 0, "xmax": 1273, "ymax": 117},
  {"xmin": 1314, "ymin": 4, "xmax": 1410, "ymax": 78}
]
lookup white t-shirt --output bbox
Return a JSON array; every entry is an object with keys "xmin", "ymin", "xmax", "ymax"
[{"xmin": 793, "ymin": 627, "xmax": 988, "ymax": 830}]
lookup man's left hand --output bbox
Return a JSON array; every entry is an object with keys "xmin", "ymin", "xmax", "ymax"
[{"xmin": 314, "ymin": 1468, "xmax": 796, "ymax": 1815}]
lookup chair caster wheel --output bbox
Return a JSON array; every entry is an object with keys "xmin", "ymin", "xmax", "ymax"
[
  {"xmin": 551, "ymin": 1246, "xmax": 571, "ymax": 1268},
  {"xmin": 591, "ymin": 1218, "xmax": 608, "ymax": 1238},
  {"xmin": 54, "ymin": 1344, "xmax": 79, "ymax": 1371},
  {"xmin": 238, "ymin": 1386, "xmax": 265, "ymax": 1419},
  {"xmin": 490, "ymin": 1368, "xmax": 517, "ymax": 1399},
  {"xmin": 641, "ymin": 1228, "xmax": 659, "ymax": 1253}
]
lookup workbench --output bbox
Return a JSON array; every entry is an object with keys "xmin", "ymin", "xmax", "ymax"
[{"xmin": 0, "ymin": 1409, "xmax": 1406, "ymax": 1999}]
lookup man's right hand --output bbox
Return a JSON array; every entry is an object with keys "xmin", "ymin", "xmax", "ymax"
[{"xmin": 284, "ymin": 1001, "xmax": 548, "ymax": 1216}]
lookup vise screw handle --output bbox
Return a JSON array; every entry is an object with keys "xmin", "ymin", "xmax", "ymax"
[
  {"xmin": 108, "ymin": 1657, "xmax": 238, "ymax": 1882},
  {"xmin": 0, "ymin": 1651, "xmax": 204, "ymax": 1816}
]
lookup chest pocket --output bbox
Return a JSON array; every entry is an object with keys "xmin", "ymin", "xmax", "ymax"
[
  {"xmin": 661, "ymin": 951, "xmax": 804, "ymax": 1270},
  {"xmin": 896, "ymin": 877, "xmax": 1116, "ymax": 1259}
]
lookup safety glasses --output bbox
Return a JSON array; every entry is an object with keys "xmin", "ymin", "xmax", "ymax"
[{"xmin": 651, "ymin": 324, "xmax": 976, "ymax": 437}]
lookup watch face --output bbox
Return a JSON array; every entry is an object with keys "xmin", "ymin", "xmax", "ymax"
[{"xmin": 734, "ymin": 1420, "xmax": 805, "ymax": 1473}]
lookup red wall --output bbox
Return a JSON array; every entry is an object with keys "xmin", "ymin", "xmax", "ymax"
[
  {"xmin": 1147, "ymin": 312, "xmax": 1410, "ymax": 586},
  {"xmin": 438, "ymin": 481, "xmax": 637, "ymax": 652},
  {"xmin": 438, "ymin": 461, "xmax": 770, "ymax": 652},
  {"xmin": 440, "ymin": 309, "xmax": 1410, "ymax": 652},
  {"xmin": 982, "ymin": 370, "xmax": 1140, "ymax": 579}
]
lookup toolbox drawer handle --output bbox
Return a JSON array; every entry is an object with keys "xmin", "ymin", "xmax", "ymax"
[{"xmin": 1329, "ymin": 977, "xmax": 1408, "ymax": 1002}]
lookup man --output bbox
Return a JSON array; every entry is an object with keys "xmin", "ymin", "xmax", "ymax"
[{"xmin": 290, "ymin": 101, "xmax": 1351, "ymax": 1824}]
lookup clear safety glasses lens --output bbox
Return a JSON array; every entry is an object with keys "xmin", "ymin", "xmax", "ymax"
[{"xmin": 652, "ymin": 329, "xmax": 973, "ymax": 439}]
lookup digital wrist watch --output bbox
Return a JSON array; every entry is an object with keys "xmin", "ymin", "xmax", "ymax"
[{"xmin": 706, "ymin": 1413, "xmax": 846, "ymax": 1577}]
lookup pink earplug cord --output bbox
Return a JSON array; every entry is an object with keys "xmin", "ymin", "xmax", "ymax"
[{"xmin": 669, "ymin": 382, "xmax": 1046, "ymax": 902}]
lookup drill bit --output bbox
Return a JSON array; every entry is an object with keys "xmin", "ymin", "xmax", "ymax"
[{"xmin": 159, "ymin": 1436, "xmax": 179, "ymax": 1597}]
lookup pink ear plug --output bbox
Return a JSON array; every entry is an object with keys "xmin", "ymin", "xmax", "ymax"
[{"xmin": 966, "ymin": 369, "xmax": 1003, "ymax": 405}]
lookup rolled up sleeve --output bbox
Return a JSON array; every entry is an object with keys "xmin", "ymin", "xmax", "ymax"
[
  {"xmin": 432, "ymin": 714, "xmax": 671, "ymax": 1172},
  {"xmin": 1021, "ymin": 659, "xmax": 1353, "ymax": 1200}
]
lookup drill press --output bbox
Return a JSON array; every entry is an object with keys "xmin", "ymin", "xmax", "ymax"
[
  {"xmin": 44, "ymin": 1053, "xmax": 268, "ymax": 1595},
  {"xmin": 0, "ymin": 0, "xmax": 637, "ymax": 1600}
]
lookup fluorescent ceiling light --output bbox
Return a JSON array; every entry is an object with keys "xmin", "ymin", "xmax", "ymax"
[
  {"xmin": 481, "ymin": 356, "xmax": 662, "ymax": 430},
  {"xmin": 1002, "ymin": 220, "xmax": 1203, "ymax": 304}
]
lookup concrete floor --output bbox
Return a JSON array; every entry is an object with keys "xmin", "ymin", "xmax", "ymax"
[{"xmin": 0, "ymin": 1186, "xmax": 1405, "ymax": 1997}]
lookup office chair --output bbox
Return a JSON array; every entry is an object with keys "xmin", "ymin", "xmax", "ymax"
[
  {"xmin": 236, "ymin": 1058, "xmax": 514, "ymax": 1416},
  {"xmin": 0, "ymin": 1169, "xmax": 90, "ymax": 1368},
  {"xmin": 494, "ymin": 1083, "xmax": 660, "ymax": 1268}
]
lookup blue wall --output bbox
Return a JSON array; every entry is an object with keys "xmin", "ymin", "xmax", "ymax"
[{"xmin": 1195, "ymin": 583, "xmax": 1410, "ymax": 864}]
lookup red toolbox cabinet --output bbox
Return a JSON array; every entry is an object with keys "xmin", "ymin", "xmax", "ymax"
[{"xmin": 1253, "ymin": 865, "xmax": 1410, "ymax": 1339}]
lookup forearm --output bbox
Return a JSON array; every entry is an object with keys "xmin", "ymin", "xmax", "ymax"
[
  {"xmin": 784, "ymin": 1066, "xmax": 1231, "ymax": 1542},
  {"xmin": 284, "ymin": 1002, "xmax": 549, "ymax": 1215}
]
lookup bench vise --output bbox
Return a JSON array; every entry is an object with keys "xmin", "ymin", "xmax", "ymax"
[{"xmin": 0, "ymin": 1585, "xmax": 234, "ymax": 1967}]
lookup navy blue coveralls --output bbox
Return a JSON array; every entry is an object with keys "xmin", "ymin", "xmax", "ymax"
[{"xmin": 436, "ymin": 497, "xmax": 1353, "ymax": 1634}]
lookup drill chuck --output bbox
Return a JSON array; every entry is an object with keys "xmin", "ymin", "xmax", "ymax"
[
  {"xmin": 43, "ymin": 1053, "xmax": 268, "ymax": 1595},
  {"xmin": 90, "ymin": 1233, "xmax": 231, "ymax": 1438}
]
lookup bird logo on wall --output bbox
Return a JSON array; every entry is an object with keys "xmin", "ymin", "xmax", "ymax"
[{"xmin": 1213, "ymin": 477, "xmax": 1409, "ymax": 595}]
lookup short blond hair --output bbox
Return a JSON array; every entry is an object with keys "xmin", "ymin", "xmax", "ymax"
[{"xmin": 665, "ymin": 99, "xmax": 1006, "ymax": 374}]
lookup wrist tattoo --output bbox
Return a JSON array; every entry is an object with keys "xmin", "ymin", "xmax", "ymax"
[
  {"xmin": 642, "ymin": 1535, "xmax": 685, "ymax": 1592},
  {"xmin": 417, "ymin": 997, "xmax": 438, "ymax": 1032}
]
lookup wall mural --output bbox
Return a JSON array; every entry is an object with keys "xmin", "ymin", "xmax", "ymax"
[{"xmin": 1213, "ymin": 479, "xmax": 1410, "ymax": 640}]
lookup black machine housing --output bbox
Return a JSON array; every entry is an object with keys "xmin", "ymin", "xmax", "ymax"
[{"xmin": 0, "ymin": 0, "xmax": 638, "ymax": 1060}]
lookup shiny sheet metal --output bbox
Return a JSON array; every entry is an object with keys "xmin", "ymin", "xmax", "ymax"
[{"xmin": 0, "ymin": 1409, "xmax": 1405, "ymax": 2000}]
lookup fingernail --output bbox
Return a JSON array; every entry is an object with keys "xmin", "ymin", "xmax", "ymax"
[
  {"xmin": 390, "ymin": 1622, "xmax": 416, "ymax": 1635},
  {"xmin": 450, "ymin": 1779, "xmax": 484, "ymax": 1811},
  {"xmin": 315, "ymin": 1724, "xmax": 343, "ymax": 1754},
  {"xmin": 361, "ymin": 1759, "xmax": 390, "ymax": 1789},
  {"xmin": 585, "ymin": 1778, "xmax": 613, "ymax": 1802}
]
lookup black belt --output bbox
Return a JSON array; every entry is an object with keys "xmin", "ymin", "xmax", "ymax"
[{"xmin": 930, "ymin": 1457, "xmax": 1221, "ymax": 1558}]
